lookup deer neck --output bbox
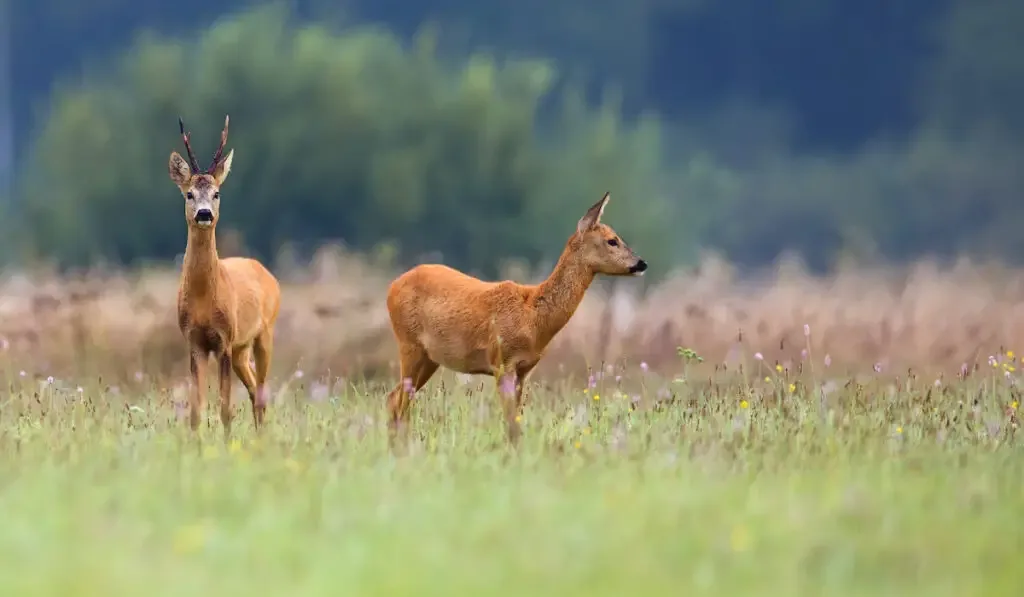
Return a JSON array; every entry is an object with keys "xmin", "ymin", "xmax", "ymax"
[
  {"xmin": 532, "ymin": 238, "xmax": 595, "ymax": 346},
  {"xmin": 181, "ymin": 227, "xmax": 220, "ymax": 298}
]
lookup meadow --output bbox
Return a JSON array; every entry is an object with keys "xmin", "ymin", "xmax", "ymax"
[{"xmin": 1, "ymin": 249, "xmax": 1023, "ymax": 595}]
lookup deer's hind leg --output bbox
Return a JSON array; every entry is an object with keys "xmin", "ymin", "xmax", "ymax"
[
  {"xmin": 231, "ymin": 344, "xmax": 259, "ymax": 430},
  {"xmin": 386, "ymin": 342, "xmax": 439, "ymax": 443},
  {"xmin": 252, "ymin": 328, "xmax": 274, "ymax": 429}
]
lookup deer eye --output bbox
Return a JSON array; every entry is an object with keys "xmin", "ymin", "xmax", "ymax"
[
  {"xmin": 213, "ymin": 192, "xmax": 220, "ymax": 200},
  {"xmin": 186, "ymin": 192, "xmax": 194, "ymax": 201},
  {"xmin": 607, "ymin": 238, "xmax": 619, "ymax": 247}
]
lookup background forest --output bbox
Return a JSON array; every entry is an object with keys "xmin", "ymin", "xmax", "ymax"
[{"xmin": 1, "ymin": 0, "xmax": 1023, "ymax": 278}]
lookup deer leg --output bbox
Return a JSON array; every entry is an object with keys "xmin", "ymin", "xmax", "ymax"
[
  {"xmin": 188, "ymin": 349, "xmax": 208, "ymax": 432},
  {"xmin": 252, "ymin": 329, "xmax": 274, "ymax": 428},
  {"xmin": 386, "ymin": 343, "xmax": 439, "ymax": 444},
  {"xmin": 232, "ymin": 345, "xmax": 259, "ymax": 429},
  {"xmin": 514, "ymin": 363, "xmax": 536, "ymax": 413},
  {"xmin": 218, "ymin": 352, "xmax": 234, "ymax": 438}
]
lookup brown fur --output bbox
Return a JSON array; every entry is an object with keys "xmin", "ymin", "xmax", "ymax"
[
  {"xmin": 384, "ymin": 192, "xmax": 647, "ymax": 444},
  {"xmin": 169, "ymin": 116, "xmax": 281, "ymax": 434}
]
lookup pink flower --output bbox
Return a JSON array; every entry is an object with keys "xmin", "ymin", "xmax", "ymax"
[
  {"xmin": 754, "ymin": 352, "xmax": 764, "ymax": 361},
  {"xmin": 824, "ymin": 354, "xmax": 832, "ymax": 368}
]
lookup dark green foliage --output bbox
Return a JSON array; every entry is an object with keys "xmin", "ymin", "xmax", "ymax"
[{"xmin": 18, "ymin": 6, "xmax": 678, "ymax": 276}]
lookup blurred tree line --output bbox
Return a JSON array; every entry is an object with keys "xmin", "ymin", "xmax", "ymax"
[{"xmin": 5, "ymin": 0, "xmax": 1024, "ymax": 276}]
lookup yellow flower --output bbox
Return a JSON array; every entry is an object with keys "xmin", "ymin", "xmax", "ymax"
[
  {"xmin": 1008, "ymin": 366, "xmax": 1016, "ymax": 373},
  {"xmin": 228, "ymin": 439, "xmax": 243, "ymax": 455},
  {"xmin": 764, "ymin": 377, "xmax": 771, "ymax": 383},
  {"xmin": 730, "ymin": 525, "xmax": 751, "ymax": 552},
  {"xmin": 788, "ymin": 383, "xmax": 796, "ymax": 393},
  {"xmin": 896, "ymin": 426, "xmax": 903, "ymax": 434},
  {"xmin": 173, "ymin": 522, "xmax": 207, "ymax": 555},
  {"xmin": 739, "ymin": 400, "xmax": 749, "ymax": 409},
  {"xmin": 515, "ymin": 415, "xmax": 522, "ymax": 423},
  {"xmin": 592, "ymin": 394, "xmax": 600, "ymax": 401},
  {"xmin": 574, "ymin": 441, "xmax": 581, "ymax": 449},
  {"xmin": 775, "ymin": 364, "xmax": 783, "ymax": 373},
  {"xmin": 1008, "ymin": 350, "xmax": 1015, "ymax": 359},
  {"xmin": 1012, "ymin": 401, "xmax": 1019, "ymax": 410}
]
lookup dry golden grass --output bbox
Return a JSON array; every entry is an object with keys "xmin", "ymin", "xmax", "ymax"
[{"xmin": 2, "ymin": 245, "xmax": 1024, "ymax": 386}]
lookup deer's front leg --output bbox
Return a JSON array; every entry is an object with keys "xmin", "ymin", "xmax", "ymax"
[
  {"xmin": 189, "ymin": 349, "xmax": 208, "ymax": 432},
  {"xmin": 218, "ymin": 352, "xmax": 234, "ymax": 438}
]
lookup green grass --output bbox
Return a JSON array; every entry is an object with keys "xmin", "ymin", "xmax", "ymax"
[{"xmin": 0, "ymin": 368, "xmax": 1022, "ymax": 596}]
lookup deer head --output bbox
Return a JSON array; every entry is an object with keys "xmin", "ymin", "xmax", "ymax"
[
  {"xmin": 575, "ymin": 192, "xmax": 648, "ymax": 276},
  {"xmin": 168, "ymin": 116, "xmax": 234, "ymax": 230}
]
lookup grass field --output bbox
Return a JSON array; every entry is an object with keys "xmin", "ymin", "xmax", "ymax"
[{"xmin": 1, "ymin": 358, "xmax": 1022, "ymax": 596}]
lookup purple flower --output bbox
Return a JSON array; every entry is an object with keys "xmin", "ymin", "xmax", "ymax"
[
  {"xmin": 500, "ymin": 374, "xmax": 517, "ymax": 397},
  {"xmin": 310, "ymin": 382, "xmax": 330, "ymax": 402},
  {"xmin": 587, "ymin": 374, "xmax": 597, "ymax": 389},
  {"xmin": 873, "ymin": 362, "xmax": 883, "ymax": 374}
]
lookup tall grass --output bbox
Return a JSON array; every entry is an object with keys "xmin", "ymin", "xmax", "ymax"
[{"xmin": 0, "ymin": 357, "xmax": 1021, "ymax": 596}]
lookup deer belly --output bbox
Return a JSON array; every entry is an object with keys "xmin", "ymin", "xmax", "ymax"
[{"xmin": 419, "ymin": 333, "xmax": 492, "ymax": 375}]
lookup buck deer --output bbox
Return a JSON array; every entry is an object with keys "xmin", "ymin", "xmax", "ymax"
[
  {"xmin": 385, "ymin": 192, "xmax": 647, "ymax": 444},
  {"xmin": 169, "ymin": 115, "xmax": 281, "ymax": 435}
]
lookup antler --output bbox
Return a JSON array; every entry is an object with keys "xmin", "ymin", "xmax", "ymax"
[
  {"xmin": 207, "ymin": 115, "xmax": 230, "ymax": 173},
  {"xmin": 178, "ymin": 117, "xmax": 201, "ymax": 173}
]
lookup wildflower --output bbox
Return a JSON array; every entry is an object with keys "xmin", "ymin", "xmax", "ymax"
[
  {"xmin": 229, "ymin": 439, "xmax": 243, "ymax": 455},
  {"xmin": 754, "ymin": 352, "xmax": 764, "ymax": 361},
  {"xmin": 614, "ymin": 375, "xmax": 622, "ymax": 383},
  {"xmin": 592, "ymin": 394, "xmax": 600, "ymax": 401},
  {"xmin": 46, "ymin": 376, "xmax": 54, "ymax": 385},
  {"xmin": 775, "ymin": 364, "xmax": 783, "ymax": 373},
  {"xmin": 1009, "ymin": 351, "xmax": 1016, "ymax": 360},
  {"xmin": 764, "ymin": 376, "xmax": 771, "ymax": 383},
  {"xmin": 588, "ymin": 374, "xmax": 597, "ymax": 389},
  {"xmin": 934, "ymin": 379, "xmax": 942, "ymax": 387},
  {"xmin": 1012, "ymin": 401, "xmax": 1019, "ymax": 410},
  {"xmin": 135, "ymin": 371, "xmax": 144, "ymax": 382},
  {"xmin": 18, "ymin": 370, "xmax": 25, "ymax": 377},
  {"xmin": 896, "ymin": 426, "xmax": 903, "ymax": 434},
  {"xmin": 640, "ymin": 362, "xmax": 649, "ymax": 373},
  {"xmin": 988, "ymin": 355, "xmax": 998, "ymax": 367},
  {"xmin": 824, "ymin": 354, "xmax": 832, "ymax": 368},
  {"xmin": 1007, "ymin": 365, "xmax": 1016, "ymax": 373},
  {"xmin": 515, "ymin": 415, "xmax": 522, "ymax": 423},
  {"xmin": 788, "ymin": 383, "xmax": 796, "ymax": 393},
  {"xmin": 800, "ymin": 349, "xmax": 808, "ymax": 360},
  {"xmin": 730, "ymin": 525, "xmax": 751, "ymax": 552},
  {"xmin": 76, "ymin": 387, "xmax": 84, "ymax": 393},
  {"xmin": 500, "ymin": 374, "xmax": 516, "ymax": 397},
  {"xmin": 173, "ymin": 522, "xmax": 207, "ymax": 555},
  {"xmin": 739, "ymin": 400, "xmax": 749, "ymax": 409},
  {"xmin": 803, "ymin": 324, "xmax": 810, "ymax": 337},
  {"xmin": 574, "ymin": 441, "xmax": 581, "ymax": 449},
  {"xmin": 873, "ymin": 362, "xmax": 883, "ymax": 374},
  {"xmin": 294, "ymin": 369, "xmax": 305, "ymax": 379}
]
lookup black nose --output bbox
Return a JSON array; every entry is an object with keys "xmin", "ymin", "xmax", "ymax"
[
  {"xmin": 195, "ymin": 209, "xmax": 213, "ymax": 223},
  {"xmin": 630, "ymin": 259, "xmax": 648, "ymax": 274}
]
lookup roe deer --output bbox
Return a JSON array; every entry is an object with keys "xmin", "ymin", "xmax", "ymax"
[
  {"xmin": 385, "ymin": 192, "xmax": 647, "ymax": 444},
  {"xmin": 169, "ymin": 115, "xmax": 281, "ymax": 434}
]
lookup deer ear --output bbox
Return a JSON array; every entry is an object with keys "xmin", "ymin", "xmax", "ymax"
[
  {"xmin": 211, "ymin": 149, "xmax": 234, "ymax": 186},
  {"xmin": 577, "ymin": 192, "xmax": 610, "ymax": 234},
  {"xmin": 169, "ymin": 152, "xmax": 192, "ymax": 188}
]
